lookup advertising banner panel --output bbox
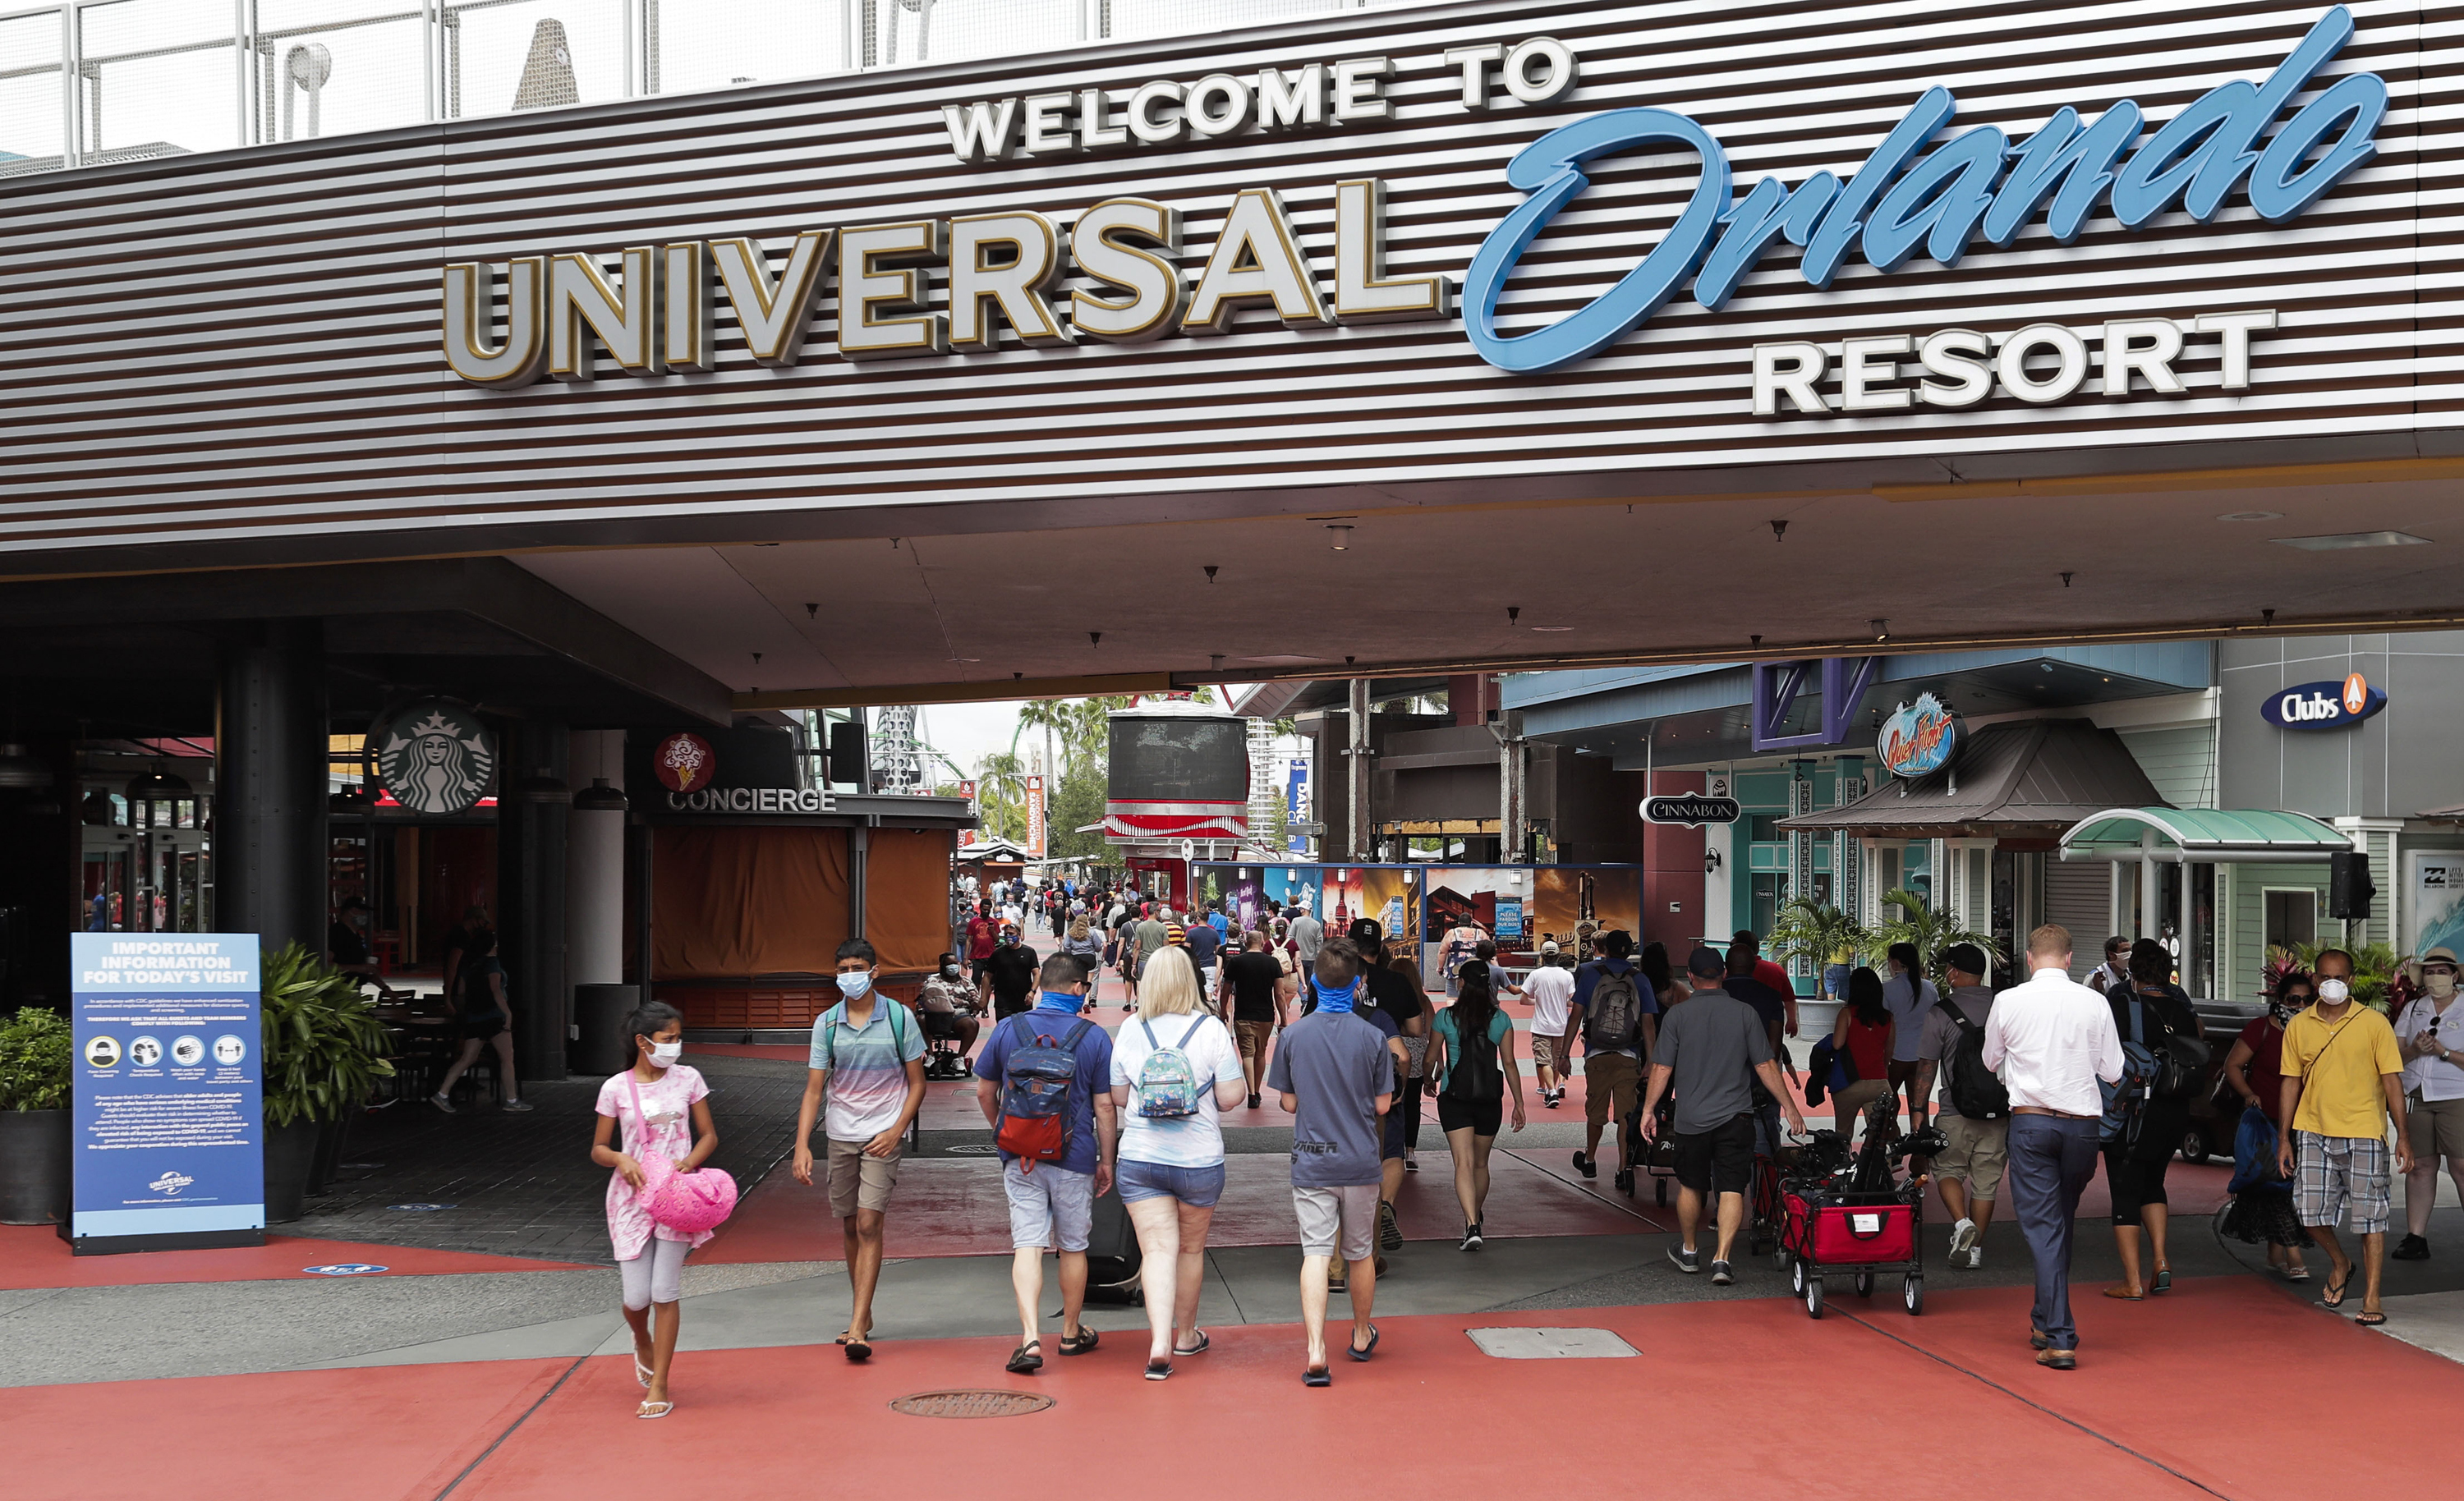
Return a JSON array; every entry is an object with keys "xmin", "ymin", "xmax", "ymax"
[{"xmin": 68, "ymin": 934, "xmax": 264, "ymax": 1253}]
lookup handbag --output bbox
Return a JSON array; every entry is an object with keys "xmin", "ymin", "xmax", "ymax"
[{"xmin": 626, "ymin": 1072, "xmax": 738, "ymax": 1234}]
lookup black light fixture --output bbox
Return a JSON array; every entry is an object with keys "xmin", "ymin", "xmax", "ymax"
[
  {"xmin": 126, "ymin": 761, "xmax": 197, "ymax": 829},
  {"xmin": 573, "ymin": 778, "xmax": 629, "ymax": 812},
  {"xmin": 0, "ymin": 742, "xmax": 52, "ymax": 790}
]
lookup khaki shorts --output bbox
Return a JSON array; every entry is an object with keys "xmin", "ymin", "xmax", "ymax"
[
  {"xmin": 1235, "ymin": 1019, "xmax": 1276, "ymax": 1063},
  {"xmin": 825, "ymin": 1136, "xmax": 901, "ymax": 1218},
  {"xmin": 1531, "ymin": 1031, "xmax": 1570, "ymax": 1073},
  {"xmin": 1584, "ymin": 1052, "xmax": 1640, "ymax": 1126},
  {"xmin": 1293, "ymin": 1183, "xmax": 1378, "ymax": 1262},
  {"xmin": 1933, "ymin": 1113, "xmax": 2009, "ymax": 1200},
  {"xmin": 2411, "ymin": 1094, "xmax": 2464, "ymax": 1160}
]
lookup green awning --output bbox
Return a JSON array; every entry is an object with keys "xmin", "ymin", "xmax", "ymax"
[{"xmin": 2060, "ymin": 807, "xmax": 2349, "ymax": 861}]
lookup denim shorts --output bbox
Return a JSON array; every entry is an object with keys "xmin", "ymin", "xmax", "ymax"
[{"xmin": 1115, "ymin": 1159, "xmax": 1227, "ymax": 1208}]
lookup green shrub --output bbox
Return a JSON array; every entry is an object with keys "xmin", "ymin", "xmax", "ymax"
[
  {"xmin": 261, "ymin": 943, "xmax": 395, "ymax": 1127},
  {"xmin": 0, "ymin": 1008, "xmax": 72, "ymax": 1112}
]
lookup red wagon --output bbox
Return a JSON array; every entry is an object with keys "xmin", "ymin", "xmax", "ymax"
[{"xmin": 1777, "ymin": 1185, "xmax": 1924, "ymax": 1319}]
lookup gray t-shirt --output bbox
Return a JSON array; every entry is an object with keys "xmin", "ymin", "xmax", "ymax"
[
  {"xmin": 1289, "ymin": 914, "xmax": 1324, "ymax": 962},
  {"xmin": 1883, "ymin": 972, "xmax": 1940, "ymax": 1063},
  {"xmin": 1265, "ymin": 1009, "xmax": 1390, "ymax": 1188},
  {"xmin": 1653, "ymin": 988, "xmax": 1773, "ymax": 1136},
  {"xmin": 1915, "ymin": 985, "xmax": 1996, "ymax": 1119}
]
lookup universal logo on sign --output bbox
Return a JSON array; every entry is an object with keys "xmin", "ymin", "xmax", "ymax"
[
  {"xmin": 148, "ymin": 1171, "xmax": 194, "ymax": 1196},
  {"xmin": 2261, "ymin": 672, "xmax": 2387, "ymax": 730},
  {"xmin": 439, "ymin": 8, "xmax": 2381, "ymax": 402}
]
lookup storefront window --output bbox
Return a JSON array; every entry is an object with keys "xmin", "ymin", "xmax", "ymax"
[{"xmin": 2264, "ymin": 888, "xmax": 2316, "ymax": 950}]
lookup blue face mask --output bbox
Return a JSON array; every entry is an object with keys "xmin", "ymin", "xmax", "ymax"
[
  {"xmin": 1312, "ymin": 977, "xmax": 1358, "ymax": 1014},
  {"xmin": 835, "ymin": 971, "xmax": 872, "ymax": 998},
  {"xmin": 1036, "ymin": 989, "xmax": 1087, "ymax": 1013}
]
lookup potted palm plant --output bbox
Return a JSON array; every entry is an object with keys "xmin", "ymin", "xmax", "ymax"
[
  {"xmin": 260, "ymin": 943, "xmax": 394, "ymax": 1223},
  {"xmin": 1768, "ymin": 898, "xmax": 1869, "ymax": 1040},
  {"xmin": 0, "ymin": 1008, "xmax": 73, "ymax": 1224},
  {"xmin": 1872, "ymin": 888, "xmax": 2007, "ymax": 981}
]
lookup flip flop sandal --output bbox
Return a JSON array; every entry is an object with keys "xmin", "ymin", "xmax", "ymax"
[
  {"xmin": 1170, "ymin": 1332, "xmax": 1211, "ymax": 1357},
  {"xmin": 634, "ymin": 1356, "xmax": 654, "ymax": 1389},
  {"xmin": 2282, "ymin": 1265, "xmax": 2312, "ymax": 1283},
  {"xmin": 2102, "ymin": 1286, "xmax": 2145, "ymax": 1301},
  {"xmin": 1348, "ymin": 1324, "xmax": 1380, "ymax": 1362},
  {"xmin": 2320, "ymin": 1274, "xmax": 2352, "ymax": 1309},
  {"xmin": 844, "ymin": 1339, "xmax": 872, "ymax": 1363},
  {"xmin": 1302, "ymin": 1366, "xmax": 1331, "ymax": 1388},
  {"xmin": 1058, "ymin": 1328, "xmax": 1100, "ymax": 1356},
  {"xmin": 1006, "ymin": 1343, "xmax": 1044, "ymax": 1375},
  {"xmin": 1144, "ymin": 1359, "xmax": 1172, "ymax": 1381},
  {"xmin": 2151, "ymin": 1269, "xmax": 2172, "ymax": 1294},
  {"xmin": 2354, "ymin": 1311, "xmax": 2388, "ymax": 1326},
  {"xmin": 637, "ymin": 1400, "xmax": 674, "ymax": 1420}
]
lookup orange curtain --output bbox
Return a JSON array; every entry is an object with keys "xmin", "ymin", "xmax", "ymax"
[
  {"xmin": 866, "ymin": 828, "xmax": 956, "ymax": 975},
  {"xmin": 653, "ymin": 826, "xmax": 849, "ymax": 979}
]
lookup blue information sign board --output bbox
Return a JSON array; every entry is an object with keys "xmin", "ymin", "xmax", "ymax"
[{"xmin": 69, "ymin": 934, "xmax": 265, "ymax": 1252}]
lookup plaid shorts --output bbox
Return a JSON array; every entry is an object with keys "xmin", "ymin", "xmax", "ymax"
[{"xmin": 2292, "ymin": 1131, "xmax": 2391, "ymax": 1235}]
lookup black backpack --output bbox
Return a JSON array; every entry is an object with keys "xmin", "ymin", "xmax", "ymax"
[
  {"xmin": 1583, "ymin": 967, "xmax": 1646, "ymax": 1053},
  {"xmin": 1933, "ymin": 999, "xmax": 2010, "ymax": 1122},
  {"xmin": 1446, "ymin": 1013, "xmax": 1504, "ymax": 1103},
  {"xmin": 2130, "ymin": 994, "xmax": 2213, "ymax": 1104}
]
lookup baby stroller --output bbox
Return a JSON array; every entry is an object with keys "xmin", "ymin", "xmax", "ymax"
[
  {"xmin": 1623, "ymin": 1089, "xmax": 1680, "ymax": 1206},
  {"xmin": 1777, "ymin": 1096, "xmax": 1945, "ymax": 1320}
]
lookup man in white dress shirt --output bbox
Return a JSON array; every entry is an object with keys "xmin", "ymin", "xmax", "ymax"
[{"xmin": 1982, "ymin": 923, "xmax": 2125, "ymax": 1370}]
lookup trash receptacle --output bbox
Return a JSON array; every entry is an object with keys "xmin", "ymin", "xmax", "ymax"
[{"xmin": 573, "ymin": 984, "xmax": 640, "ymax": 1075}]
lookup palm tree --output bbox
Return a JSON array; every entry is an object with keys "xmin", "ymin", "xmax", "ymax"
[
  {"xmin": 977, "ymin": 750, "xmax": 1025, "ymax": 842},
  {"xmin": 1017, "ymin": 698, "xmax": 1071, "ymax": 786},
  {"xmin": 1871, "ymin": 888, "xmax": 2005, "ymax": 979},
  {"xmin": 1768, "ymin": 898, "xmax": 1869, "ymax": 985}
]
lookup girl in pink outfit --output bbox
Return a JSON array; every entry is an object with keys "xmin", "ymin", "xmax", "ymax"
[{"xmin": 591, "ymin": 1001, "xmax": 718, "ymax": 1419}]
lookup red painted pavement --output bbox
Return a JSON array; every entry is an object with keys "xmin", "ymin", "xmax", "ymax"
[
  {"xmin": 23, "ymin": 1278, "xmax": 2449, "ymax": 1500},
  {"xmin": 13, "ymin": 1357, "xmax": 576, "ymax": 1501},
  {"xmin": 0, "ymin": 1224, "xmax": 591, "ymax": 1289}
]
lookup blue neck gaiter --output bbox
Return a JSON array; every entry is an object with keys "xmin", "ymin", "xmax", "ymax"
[
  {"xmin": 1035, "ymin": 990, "xmax": 1087, "ymax": 1014},
  {"xmin": 1312, "ymin": 978, "xmax": 1358, "ymax": 1014}
]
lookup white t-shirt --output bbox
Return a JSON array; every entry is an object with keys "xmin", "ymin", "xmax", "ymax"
[
  {"xmin": 2396, "ymin": 994, "xmax": 2464, "ymax": 1101},
  {"xmin": 1108, "ymin": 1012, "xmax": 1243, "ymax": 1168},
  {"xmin": 1524, "ymin": 966, "xmax": 1575, "ymax": 1035}
]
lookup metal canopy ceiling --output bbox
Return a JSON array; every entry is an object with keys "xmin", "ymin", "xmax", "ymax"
[{"xmin": 2059, "ymin": 807, "xmax": 2350, "ymax": 864}]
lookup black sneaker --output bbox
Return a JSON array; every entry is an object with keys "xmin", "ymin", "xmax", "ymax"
[
  {"xmin": 1247, "ymin": 1094, "xmax": 1262, "ymax": 1111},
  {"xmin": 1573, "ymin": 1151, "xmax": 1597, "ymax": 1180},
  {"xmin": 1379, "ymin": 1200, "xmax": 1404, "ymax": 1251},
  {"xmin": 2393, "ymin": 1233, "xmax": 2431, "ymax": 1261},
  {"xmin": 1710, "ymin": 1260, "xmax": 1734, "ymax": 1286},
  {"xmin": 1667, "ymin": 1245, "xmax": 1700, "ymax": 1274},
  {"xmin": 1460, "ymin": 1223, "xmax": 1483, "ymax": 1251}
]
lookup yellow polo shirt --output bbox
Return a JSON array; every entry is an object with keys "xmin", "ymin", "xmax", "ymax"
[{"xmin": 2282, "ymin": 1005, "xmax": 2404, "ymax": 1139}]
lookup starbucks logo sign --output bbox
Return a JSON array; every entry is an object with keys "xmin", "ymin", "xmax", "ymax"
[{"xmin": 372, "ymin": 700, "xmax": 497, "ymax": 815}]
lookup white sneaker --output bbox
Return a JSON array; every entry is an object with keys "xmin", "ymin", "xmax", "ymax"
[
  {"xmin": 1965, "ymin": 1246, "xmax": 1984, "ymax": 1269},
  {"xmin": 1948, "ymin": 1219, "xmax": 1978, "ymax": 1260}
]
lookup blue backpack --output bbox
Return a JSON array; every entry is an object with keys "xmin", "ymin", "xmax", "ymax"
[
  {"xmin": 993, "ymin": 1014, "xmax": 1092, "ymax": 1164},
  {"xmin": 1133, "ymin": 1017, "xmax": 1210, "ymax": 1118}
]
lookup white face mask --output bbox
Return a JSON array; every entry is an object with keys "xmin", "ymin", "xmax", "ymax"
[
  {"xmin": 836, "ymin": 971, "xmax": 872, "ymax": 998},
  {"xmin": 2318, "ymin": 978, "xmax": 2351, "ymax": 1003},
  {"xmin": 2428, "ymin": 972, "xmax": 2458, "ymax": 999},
  {"xmin": 647, "ymin": 1040, "xmax": 683, "ymax": 1067}
]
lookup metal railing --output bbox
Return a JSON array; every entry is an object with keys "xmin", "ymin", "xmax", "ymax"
[{"xmin": 0, "ymin": 0, "xmax": 1405, "ymax": 177}]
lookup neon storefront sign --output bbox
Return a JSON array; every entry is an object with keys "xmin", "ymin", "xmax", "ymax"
[{"xmin": 1464, "ymin": 7, "xmax": 2386, "ymax": 374}]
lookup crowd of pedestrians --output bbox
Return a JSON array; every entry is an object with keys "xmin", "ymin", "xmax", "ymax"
[{"xmin": 582, "ymin": 879, "xmax": 2443, "ymax": 1413}]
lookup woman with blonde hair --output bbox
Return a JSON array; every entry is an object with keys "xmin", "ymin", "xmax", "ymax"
[{"xmin": 1106, "ymin": 945, "xmax": 1244, "ymax": 1380}]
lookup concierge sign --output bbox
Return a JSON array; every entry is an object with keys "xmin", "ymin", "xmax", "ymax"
[{"xmin": 68, "ymin": 934, "xmax": 264, "ymax": 1255}]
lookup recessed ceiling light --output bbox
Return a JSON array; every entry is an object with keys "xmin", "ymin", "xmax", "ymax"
[
  {"xmin": 1532, "ymin": 626, "xmax": 1574, "ymax": 632},
  {"xmin": 949, "ymin": 656, "xmax": 981, "ymax": 663},
  {"xmin": 1239, "ymin": 654, "xmax": 1323, "ymax": 665},
  {"xmin": 1326, "ymin": 524, "xmax": 1353, "ymax": 550},
  {"xmin": 2217, "ymin": 510, "xmax": 2282, "ymax": 521},
  {"xmin": 2271, "ymin": 530, "xmax": 2432, "ymax": 551}
]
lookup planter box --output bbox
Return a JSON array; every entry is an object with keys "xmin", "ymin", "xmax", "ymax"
[{"xmin": 0, "ymin": 1109, "xmax": 70, "ymax": 1224}]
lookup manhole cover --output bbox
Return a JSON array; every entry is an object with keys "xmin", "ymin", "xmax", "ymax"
[
  {"xmin": 890, "ymin": 1389, "xmax": 1055, "ymax": 1419},
  {"xmin": 943, "ymin": 1144, "xmax": 1000, "ymax": 1155},
  {"xmin": 1467, "ymin": 1327, "xmax": 1638, "ymax": 1360}
]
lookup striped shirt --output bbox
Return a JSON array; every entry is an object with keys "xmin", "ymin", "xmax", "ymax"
[{"xmin": 810, "ymin": 998, "xmax": 924, "ymax": 1141}]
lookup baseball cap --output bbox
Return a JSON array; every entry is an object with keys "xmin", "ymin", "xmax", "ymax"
[
  {"xmin": 1942, "ymin": 943, "xmax": 1988, "ymax": 977},
  {"xmin": 1540, "ymin": 940, "xmax": 1560, "ymax": 955},
  {"xmin": 1348, "ymin": 917, "xmax": 1384, "ymax": 947},
  {"xmin": 1685, "ymin": 945, "xmax": 1726, "ymax": 980}
]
